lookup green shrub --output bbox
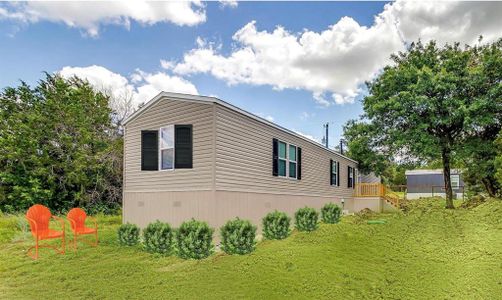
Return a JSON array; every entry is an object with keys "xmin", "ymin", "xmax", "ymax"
[
  {"xmin": 175, "ymin": 219, "xmax": 214, "ymax": 259},
  {"xmin": 262, "ymin": 210, "xmax": 291, "ymax": 240},
  {"xmin": 220, "ymin": 218, "xmax": 257, "ymax": 255},
  {"xmin": 118, "ymin": 223, "xmax": 140, "ymax": 246},
  {"xmin": 143, "ymin": 220, "xmax": 174, "ymax": 255},
  {"xmin": 295, "ymin": 207, "xmax": 319, "ymax": 232},
  {"xmin": 321, "ymin": 203, "xmax": 342, "ymax": 224}
]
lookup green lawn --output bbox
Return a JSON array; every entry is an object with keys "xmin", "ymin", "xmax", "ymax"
[{"xmin": 1, "ymin": 198, "xmax": 501, "ymax": 299}]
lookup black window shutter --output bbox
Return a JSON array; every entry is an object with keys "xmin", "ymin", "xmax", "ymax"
[
  {"xmin": 174, "ymin": 125, "xmax": 193, "ymax": 169},
  {"xmin": 337, "ymin": 162, "xmax": 340, "ymax": 186},
  {"xmin": 330, "ymin": 159, "xmax": 334, "ymax": 185},
  {"xmin": 347, "ymin": 166, "xmax": 352, "ymax": 188},
  {"xmin": 272, "ymin": 138, "xmax": 278, "ymax": 176},
  {"xmin": 141, "ymin": 130, "xmax": 158, "ymax": 171},
  {"xmin": 297, "ymin": 147, "xmax": 302, "ymax": 180},
  {"xmin": 353, "ymin": 168, "xmax": 356, "ymax": 189}
]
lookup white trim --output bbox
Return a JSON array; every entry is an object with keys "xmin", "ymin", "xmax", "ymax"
[
  {"xmin": 277, "ymin": 139, "xmax": 298, "ymax": 180},
  {"xmin": 331, "ymin": 159, "xmax": 338, "ymax": 186},
  {"xmin": 123, "ymin": 92, "xmax": 358, "ymax": 164}
]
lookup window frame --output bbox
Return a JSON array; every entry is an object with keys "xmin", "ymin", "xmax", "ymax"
[
  {"xmin": 159, "ymin": 125, "xmax": 175, "ymax": 171},
  {"xmin": 451, "ymin": 174, "xmax": 460, "ymax": 188},
  {"xmin": 348, "ymin": 166, "xmax": 354, "ymax": 188},
  {"xmin": 331, "ymin": 160, "xmax": 338, "ymax": 186},
  {"xmin": 276, "ymin": 140, "xmax": 298, "ymax": 180},
  {"xmin": 288, "ymin": 144, "xmax": 298, "ymax": 179},
  {"xmin": 277, "ymin": 141, "xmax": 287, "ymax": 177}
]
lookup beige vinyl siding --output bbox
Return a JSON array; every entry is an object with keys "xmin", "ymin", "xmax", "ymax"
[
  {"xmin": 215, "ymin": 104, "xmax": 356, "ymax": 198},
  {"xmin": 124, "ymin": 98, "xmax": 215, "ymax": 191}
]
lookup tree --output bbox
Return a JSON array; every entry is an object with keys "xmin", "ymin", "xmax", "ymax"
[
  {"xmin": 495, "ymin": 132, "xmax": 502, "ymax": 188},
  {"xmin": 351, "ymin": 39, "xmax": 501, "ymax": 209},
  {"xmin": 0, "ymin": 74, "xmax": 123, "ymax": 213},
  {"xmin": 342, "ymin": 120, "xmax": 389, "ymax": 176}
]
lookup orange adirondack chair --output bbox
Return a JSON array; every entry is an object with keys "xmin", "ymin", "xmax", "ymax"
[
  {"xmin": 67, "ymin": 208, "xmax": 98, "ymax": 250},
  {"xmin": 25, "ymin": 204, "xmax": 65, "ymax": 259}
]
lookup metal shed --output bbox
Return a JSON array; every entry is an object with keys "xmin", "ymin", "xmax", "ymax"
[{"xmin": 405, "ymin": 169, "xmax": 464, "ymax": 199}]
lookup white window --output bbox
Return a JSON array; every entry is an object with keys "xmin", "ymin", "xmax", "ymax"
[
  {"xmin": 278, "ymin": 141, "xmax": 287, "ymax": 176},
  {"xmin": 451, "ymin": 174, "xmax": 460, "ymax": 188},
  {"xmin": 331, "ymin": 160, "xmax": 338, "ymax": 186},
  {"xmin": 160, "ymin": 125, "xmax": 174, "ymax": 170},
  {"xmin": 277, "ymin": 140, "xmax": 298, "ymax": 179},
  {"xmin": 289, "ymin": 144, "xmax": 297, "ymax": 179}
]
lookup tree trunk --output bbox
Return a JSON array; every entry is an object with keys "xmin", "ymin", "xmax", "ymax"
[
  {"xmin": 441, "ymin": 147, "xmax": 454, "ymax": 209},
  {"xmin": 481, "ymin": 177, "xmax": 498, "ymax": 197}
]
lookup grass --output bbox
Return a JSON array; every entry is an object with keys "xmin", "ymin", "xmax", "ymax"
[{"xmin": 0, "ymin": 198, "xmax": 501, "ymax": 299}]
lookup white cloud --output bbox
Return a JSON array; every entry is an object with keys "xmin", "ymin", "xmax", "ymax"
[
  {"xmin": 0, "ymin": 1, "xmax": 206, "ymax": 37},
  {"xmin": 58, "ymin": 65, "xmax": 198, "ymax": 107},
  {"xmin": 160, "ymin": 59, "xmax": 175, "ymax": 71},
  {"xmin": 300, "ymin": 112, "xmax": 315, "ymax": 120},
  {"xmin": 219, "ymin": 1, "xmax": 238, "ymax": 9},
  {"xmin": 173, "ymin": 1, "xmax": 502, "ymax": 105},
  {"xmin": 133, "ymin": 70, "xmax": 198, "ymax": 105}
]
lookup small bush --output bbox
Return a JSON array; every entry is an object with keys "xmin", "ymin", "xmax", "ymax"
[
  {"xmin": 262, "ymin": 210, "xmax": 291, "ymax": 240},
  {"xmin": 220, "ymin": 218, "xmax": 257, "ymax": 255},
  {"xmin": 321, "ymin": 203, "xmax": 342, "ymax": 224},
  {"xmin": 143, "ymin": 220, "xmax": 174, "ymax": 255},
  {"xmin": 118, "ymin": 223, "xmax": 140, "ymax": 246},
  {"xmin": 295, "ymin": 207, "xmax": 319, "ymax": 232},
  {"xmin": 175, "ymin": 219, "xmax": 214, "ymax": 259}
]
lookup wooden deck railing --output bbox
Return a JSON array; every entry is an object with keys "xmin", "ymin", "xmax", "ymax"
[
  {"xmin": 354, "ymin": 183, "xmax": 402, "ymax": 208},
  {"xmin": 353, "ymin": 183, "xmax": 385, "ymax": 197}
]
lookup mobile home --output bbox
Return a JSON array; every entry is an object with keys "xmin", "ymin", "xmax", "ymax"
[
  {"xmin": 122, "ymin": 92, "xmax": 384, "ymax": 228},
  {"xmin": 405, "ymin": 169, "xmax": 464, "ymax": 199}
]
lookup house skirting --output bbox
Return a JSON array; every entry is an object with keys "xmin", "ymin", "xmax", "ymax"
[{"xmin": 123, "ymin": 190, "xmax": 356, "ymax": 228}]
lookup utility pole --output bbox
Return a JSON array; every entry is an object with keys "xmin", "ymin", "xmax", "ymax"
[
  {"xmin": 323, "ymin": 123, "xmax": 329, "ymax": 148},
  {"xmin": 339, "ymin": 138, "xmax": 346, "ymax": 155}
]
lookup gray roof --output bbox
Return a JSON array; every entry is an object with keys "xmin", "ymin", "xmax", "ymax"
[{"xmin": 405, "ymin": 169, "xmax": 461, "ymax": 175}]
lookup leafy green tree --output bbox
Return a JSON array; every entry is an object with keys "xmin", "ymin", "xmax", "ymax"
[
  {"xmin": 343, "ymin": 120, "xmax": 417, "ymax": 186},
  {"xmin": 343, "ymin": 120, "xmax": 390, "ymax": 176},
  {"xmin": 0, "ymin": 74, "xmax": 122, "ymax": 213},
  {"xmin": 495, "ymin": 132, "xmax": 502, "ymax": 188},
  {"xmin": 347, "ymin": 39, "xmax": 501, "ymax": 208}
]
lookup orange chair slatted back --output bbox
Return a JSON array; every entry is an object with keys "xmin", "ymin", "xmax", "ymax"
[
  {"xmin": 67, "ymin": 208, "xmax": 87, "ymax": 231},
  {"xmin": 26, "ymin": 205, "xmax": 52, "ymax": 236}
]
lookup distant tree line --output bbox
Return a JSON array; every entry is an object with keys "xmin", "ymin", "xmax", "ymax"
[
  {"xmin": 0, "ymin": 74, "xmax": 127, "ymax": 213},
  {"xmin": 343, "ymin": 38, "xmax": 502, "ymax": 208}
]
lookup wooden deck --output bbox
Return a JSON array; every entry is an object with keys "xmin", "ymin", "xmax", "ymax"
[{"xmin": 354, "ymin": 183, "xmax": 401, "ymax": 208}]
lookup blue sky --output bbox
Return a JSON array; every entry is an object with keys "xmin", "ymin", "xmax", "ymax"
[{"xmin": 0, "ymin": 1, "xmax": 500, "ymax": 146}]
